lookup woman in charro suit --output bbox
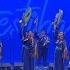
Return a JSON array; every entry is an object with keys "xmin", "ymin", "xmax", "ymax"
[
  {"xmin": 23, "ymin": 31, "xmax": 34, "ymax": 70},
  {"xmin": 54, "ymin": 32, "xmax": 68, "ymax": 70}
]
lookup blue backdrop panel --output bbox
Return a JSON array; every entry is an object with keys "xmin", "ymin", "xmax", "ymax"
[{"xmin": 0, "ymin": 0, "xmax": 70, "ymax": 64}]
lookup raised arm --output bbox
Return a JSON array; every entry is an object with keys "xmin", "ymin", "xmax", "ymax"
[
  {"xmin": 19, "ymin": 7, "xmax": 32, "ymax": 39},
  {"xmin": 52, "ymin": 9, "xmax": 63, "ymax": 41}
]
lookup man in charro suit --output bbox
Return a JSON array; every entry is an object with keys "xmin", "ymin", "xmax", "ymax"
[{"xmin": 37, "ymin": 30, "xmax": 50, "ymax": 66}]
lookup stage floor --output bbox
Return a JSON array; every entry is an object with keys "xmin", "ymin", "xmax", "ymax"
[{"xmin": 0, "ymin": 63, "xmax": 69, "ymax": 70}]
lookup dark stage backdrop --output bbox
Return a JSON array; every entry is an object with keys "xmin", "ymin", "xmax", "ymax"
[{"xmin": 0, "ymin": 0, "xmax": 70, "ymax": 65}]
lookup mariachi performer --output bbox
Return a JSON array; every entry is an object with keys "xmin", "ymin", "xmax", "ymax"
[
  {"xmin": 19, "ymin": 7, "xmax": 32, "ymax": 59},
  {"xmin": 33, "ymin": 17, "xmax": 50, "ymax": 66},
  {"xmin": 54, "ymin": 32, "xmax": 68, "ymax": 70},
  {"xmin": 37, "ymin": 30, "xmax": 50, "ymax": 66},
  {"xmin": 20, "ymin": 7, "xmax": 35, "ymax": 70},
  {"xmin": 53, "ymin": 9, "xmax": 68, "ymax": 70},
  {"xmin": 23, "ymin": 31, "xmax": 35, "ymax": 70}
]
